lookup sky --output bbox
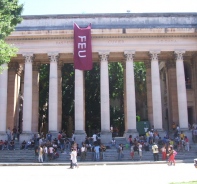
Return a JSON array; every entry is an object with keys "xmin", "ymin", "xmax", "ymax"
[{"xmin": 18, "ymin": 0, "xmax": 197, "ymax": 15}]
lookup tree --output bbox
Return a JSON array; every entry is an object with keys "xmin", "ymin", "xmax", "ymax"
[{"xmin": 0, "ymin": 0, "xmax": 23, "ymax": 73}]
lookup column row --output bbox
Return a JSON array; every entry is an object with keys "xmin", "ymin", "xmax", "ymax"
[{"xmin": 0, "ymin": 50, "xmax": 189, "ymax": 142}]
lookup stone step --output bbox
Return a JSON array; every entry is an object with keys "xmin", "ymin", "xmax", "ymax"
[{"xmin": 0, "ymin": 147, "xmax": 196, "ymax": 162}]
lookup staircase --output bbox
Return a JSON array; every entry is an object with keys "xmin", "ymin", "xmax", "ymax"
[{"xmin": 0, "ymin": 140, "xmax": 196, "ymax": 163}]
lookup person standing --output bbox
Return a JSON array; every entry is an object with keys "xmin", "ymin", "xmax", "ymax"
[
  {"xmin": 184, "ymin": 136, "xmax": 190, "ymax": 151},
  {"xmin": 138, "ymin": 142, "xmax": 142, "ymax": 161},
  {"xmin": 160, "ymin": 144, "xmax": 167, "ymax": 160},
  {"xmin": 94, "ymin": 144, "xmax": 100, "ymax": 161},
  {"xmin": 38, "ymin": 146, "xmax": 43, "ymax": 163},
  {"xmin": 80, "ymin": 144, "xmax": 86, "ymax": 161},
  {"xmin": 167, "ymin": 145, "xmax": 176, "ymax": 166},
  {"xmin": 152, "ymin": 142, "xmax": 159, "ymax": 161},
  {"xmin": 6, "ymin": 127, "xmax": 11, "ymax": 141},
  {"xmin": 117, "ymin": 144, "xmax": 123, "ymax": 161},
  {"xmin": 130, "ymin": 144, "xmax": 134, "ymax": 160},
  {"xmin": 70, "ymin": 148, "xmax": 78, "ymax": 169}
]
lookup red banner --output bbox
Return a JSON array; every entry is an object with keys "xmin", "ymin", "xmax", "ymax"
[{"xmin": 73, "ymin": 23, "xmax": 92, "ymax": 70}]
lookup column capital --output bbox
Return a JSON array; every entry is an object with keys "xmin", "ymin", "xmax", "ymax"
[
  {"xmin": 48, "ymin": 52, "xmax": 59, "ymax": 63},
  {"xmin": 124, "ymin": 50, "xmax": 135, "ymax": 61},
  {"xmin": 23, "ymin": 53, "xmax": 34, "ymax": 63},
  {"xmin": 99, "ymin": 51, "xmax": 110, "ymax": 62},
  {"xmin": 174, "ymin": 50, "xmax": 185, "ymax": 61},
  {"xmin": 149, "ymin": 50, "xmax": 160, "ymax": 61}
]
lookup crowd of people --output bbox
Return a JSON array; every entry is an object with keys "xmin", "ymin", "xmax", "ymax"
[
  {"xmin": 117, "ymin": 124, "xmax": 192, "ymax": 165},
  {"xmin": 0, "ymin": 123, "xmax": 195, "ymax": 166}
]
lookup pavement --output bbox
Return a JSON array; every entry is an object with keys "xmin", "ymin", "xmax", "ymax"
[
  {"xmin": 0, "ymin": 159, "xmax": 195, "ymax": 166},
  {"xmin": 0, "ymin": 162, "xmax": 197, "ymax": 184}
]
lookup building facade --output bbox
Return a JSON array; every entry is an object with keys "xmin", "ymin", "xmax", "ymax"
[{"xmin": 0, "ymin": 13, "xmax": 197, "ymax": 143}]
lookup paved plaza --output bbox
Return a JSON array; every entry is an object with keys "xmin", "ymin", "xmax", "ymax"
[{"xmin": 1, "ymin": 163, "xmax": 197, "ymax": 184}]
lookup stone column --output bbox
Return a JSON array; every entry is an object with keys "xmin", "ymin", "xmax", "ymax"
[
  {"xmin": 0, "ymin": 64, "xmax": 8, "ymax": 140},
  {"xmin": 20, "ymin": 53, "xmax": 34, "ymax": 142},
  {"xmin": 175, "ymin": 51, "xmax": 188, "ymax": 129},
  {"xmin": 74, "ymin": 69, "xmax": 86, "ymax": 143},
  {"xmin": 48, "ymin": 53, "xmax": 59, "ymax": 136},
  {"xmin": 99, "ymin": 51, "xmax": 111, "ymax": 143},
  {"xmin": 166, "ymin": 61, "xmax": 179, "ymax": 129},
  {"xmin": 57, "ymin": 62, "xmax": 62, "ymax": 132},
  {"xmin": 32, "ymin": 63, "xmax": 40, "ymax": 133},
  {"xmin": 123, "ymin": 51, "xmax": 138, "ymax": 139},
  {"xmin": 7, "ymin": 63, "xmax": 19, "ymax": 130},
  {"xmin": 144, "ymin": 61, "xmax": 153, "ymax": 125},
  {"xmin": 150, "ymin": 51, "xmax": 163, "ymax": 130}
]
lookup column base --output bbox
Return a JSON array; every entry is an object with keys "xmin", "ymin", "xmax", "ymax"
[
  {"xmin": 100, "ymin": 131, "xmax": 112, "ymax": 144},
  {"xmin": 123, "ymin": 129, "xmax": 139, "ymax": 140},
  {"xmin": 0, "ymin": 132, "xmax": 7, "ymax": 141},
  {"xmin": 19, "ymin": 132, "xmax": 33, "ymax": 143},
  {"xmin": 74, "ymin": 130, "xmax": 87, "ymax": 145}
]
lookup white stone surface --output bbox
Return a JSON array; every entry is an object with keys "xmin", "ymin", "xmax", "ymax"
[
  {"xmin": 23, "ymin": 54, "xmax": 33, "ymax": 132},
  {"xmin": 0, "ymin": 164, "xmax": 197, "ymax": 184},
  {"xmin": 100, "ymin": 51, "xmax": 110, "ymax": 132},
  {"xmin": 74, "ymin": 69, "xmax": 85, "ymax": 132},
  {"xmin": 124, "ymin": 51, "xmax": 136, "ymax": 130},
  {"xmin": 175, "ymin": 51, "xmax": 188, "ymax": 129},
  {"xmin": 150, "ymin": 51, "xmax": 163, "ymax": 130},
  {"xmin": 48, "ymin": 53, "xmax": 59, "ymax": 132},
  {"xmin": 0, "ymin": 64, "xmax": 8, "ymax": 132}
]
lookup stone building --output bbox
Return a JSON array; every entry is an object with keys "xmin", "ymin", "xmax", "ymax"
[{"xmin": 0, "ymin": 13, "xmax": 197, "ymax": 143}]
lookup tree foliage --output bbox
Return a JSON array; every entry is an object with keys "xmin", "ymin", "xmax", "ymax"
[{"xmin": 0, "ymin": 0, "xmax": 23, "ymax": 73}]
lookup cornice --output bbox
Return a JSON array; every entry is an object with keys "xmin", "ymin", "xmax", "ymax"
[{"xmin": 6, "ymin": 34, "xmax": 197, "ymax": 41}]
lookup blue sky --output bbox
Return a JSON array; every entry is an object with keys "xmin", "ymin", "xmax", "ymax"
[{"xmin": 19, "ymin": 0, "xmax": 197, "ymax": 15}]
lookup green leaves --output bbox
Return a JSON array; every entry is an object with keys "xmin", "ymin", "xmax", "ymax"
[
  {"xmin": 0, "ymin": 0, "xmax": 23, "ymax": 72},
  {"xmin": 0, "ymin": 0, "xmax": 23, "ymax": 38},
  {"xmin": 0, "ymin": 40, "xmax": 17, "ymax": 73}
]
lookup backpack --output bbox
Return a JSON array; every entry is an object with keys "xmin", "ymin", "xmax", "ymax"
[{"xmin": 117, "ymin": 147, "xmax": 120, "ymax": 153}]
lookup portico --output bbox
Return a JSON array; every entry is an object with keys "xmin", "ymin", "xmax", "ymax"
[{"xmin": 0, "ymin": 13, "xmax": 197, "ymax": 143}]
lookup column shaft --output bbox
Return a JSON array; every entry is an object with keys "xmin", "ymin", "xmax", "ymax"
[
  {"xmin": 58, "ymin": 64, "xmax": 62, "ymax": 132},
  {"xmin": 74, "ymin": 69, "xmax": 85, "ymax": 132},
  {"xmin": 0, "ymin": 64, "xmax": 8, "ymax": 133},
  {"xmin": 150, "ymin": 51, "xmax": 163, "ymax": 130},
  {"xmin": 175, "ymin": 51, "xmax": 188, "ymax": 129},
  {"xmin": 145, "ymin": 61, "xmax": 153, "ymax": 125},
  {"xmin": 23, "ymin": 54, "xmax": 33, "ymax": 132},
  {"xmin": 124, "ymin": 51, "xmax": 136, "ymax": 131},
  {"xmin": 100, "ymin": 52, "xmax": 110, "ymax": 132},
  {"xmin": 48, "ymin": 53, "xmax": 59, "ymax": 133},
  {"xmin": 32, "ymin": 64, "xmax": 39, "ymax": 132}
]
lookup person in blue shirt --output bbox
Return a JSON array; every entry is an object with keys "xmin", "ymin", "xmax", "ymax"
[{"xmin": 94, "ymin": 144, "xmax": 100, "ymax": 161}]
